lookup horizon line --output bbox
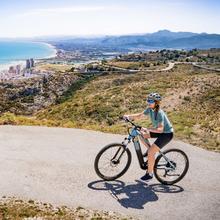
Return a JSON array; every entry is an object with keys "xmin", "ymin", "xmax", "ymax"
[{"xmin": 0, "ymin": 29, "xmax": 220, "ymax": 39}]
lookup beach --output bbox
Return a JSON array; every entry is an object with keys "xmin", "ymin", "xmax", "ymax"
[
  {"xmin": 0, "ymin": 41, "xmax": 57, "ymax": 73},
  {"xmin": 37, "ymin": 42, "xmax": 57, "ymax": 59}
]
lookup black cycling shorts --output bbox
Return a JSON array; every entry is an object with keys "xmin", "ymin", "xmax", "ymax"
[{"xmin": 149, "ymin": 131, "xmax": 174, "ymax": 149}]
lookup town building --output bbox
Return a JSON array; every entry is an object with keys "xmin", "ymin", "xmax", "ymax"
[
  {"xmin": 30, "ymin": 58, "xmax": 34, "ymax": 67},
  {"xmin": 16, "ymin": 65, "xmax": 21, "ymax": 75},
  {"xmin": 26, "ymin": 59, "xmax": 31, "ymax": 69}
]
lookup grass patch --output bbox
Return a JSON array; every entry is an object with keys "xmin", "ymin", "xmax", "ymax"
[{"xmin": 35, "ymin": 63, "xmax": 74, "ymax": 72}]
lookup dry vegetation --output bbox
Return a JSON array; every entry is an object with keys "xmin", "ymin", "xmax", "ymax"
[
  {"xmin": 0, "ymin": 64, "xmax": 219, "ymax": 152},
  {"xmin": 108, "ymin": 61, "xmax": 168, "ymax": 70},
  {"xmin": 35, "ymin": 63, "xmax": 75, "ymax": 72},
  {"xmin": 0, "ymin": 197, "xmax": 134, "ymax": 220}
]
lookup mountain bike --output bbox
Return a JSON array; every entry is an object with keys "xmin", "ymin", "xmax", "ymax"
[{"xmin": 94, "ymin": 118, "xmax": 189, "ymax": 185}]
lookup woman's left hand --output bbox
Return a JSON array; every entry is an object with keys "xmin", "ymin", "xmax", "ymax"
[{"xmin": 141, "ymin": 127, "xmax": 149, "ymax": 134}]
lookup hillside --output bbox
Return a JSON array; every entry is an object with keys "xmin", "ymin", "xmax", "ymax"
[
  {"xmin": 0, "ymin": 71, "xmax": 82, "ymax": 115},
  {"xmin": 1, "ymin": 63, "xmax": 219, "ymax": 152}
]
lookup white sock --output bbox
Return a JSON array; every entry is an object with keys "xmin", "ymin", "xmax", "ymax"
[{"xmin": 149, "ymin": 172, "xmax": 153, "ymax": 177}]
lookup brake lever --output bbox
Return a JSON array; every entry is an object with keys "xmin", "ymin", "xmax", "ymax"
[{"xmin": 136, "ymin": 126, "xmax": 142, "ymax": 131}]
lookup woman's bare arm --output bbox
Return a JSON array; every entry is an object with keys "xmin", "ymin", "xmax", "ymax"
[
  {"xmin": 147, "ymin": 123, "xmax": 164, "ymax": 133},
  {"xmin": 124, "ymin": 111, "xmax": 146, "ymax": 120},
  {"xmin": 125, "ymin": 110, "xmax": 164, "ymax": 134}
]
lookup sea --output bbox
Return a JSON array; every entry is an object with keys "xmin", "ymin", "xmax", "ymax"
[{"xmin": 0, "ymin": 41, "xmax": 56, "ymax": 71}]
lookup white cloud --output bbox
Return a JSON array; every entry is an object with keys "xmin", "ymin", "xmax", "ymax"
[
  {"xmin": 18, "ymin": 6, "xmax": 109, "ymax": 17},
  {"xmin": 1, "ymin": 2, "xmax": 219, "ymax": 37}
]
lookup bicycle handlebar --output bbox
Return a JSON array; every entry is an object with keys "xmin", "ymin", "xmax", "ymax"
[{"xmin": 122, "ymin": 117, "xmax": 142, "ymax": 130}]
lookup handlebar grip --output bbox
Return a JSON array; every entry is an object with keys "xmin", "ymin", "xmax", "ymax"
[
  {"xmin": 120, "ymin": 116, "xmax": 129, "ymax": 122},
  {"xmin": 120, "ymin": 116, "xmax": 141, "ymax": 129}
]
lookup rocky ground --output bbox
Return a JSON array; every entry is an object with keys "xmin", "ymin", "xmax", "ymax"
[
  {"xmin": 0, "ymin": 72, "xmax": 82, "ymax": 115},
  {"xmin": 0, "ymin": 197, "xmax": 135, "ymax": 220}
]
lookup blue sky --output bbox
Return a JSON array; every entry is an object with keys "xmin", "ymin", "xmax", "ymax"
[{"xmin": 0, "ymin": 0, "xmax": 219, "ymax": 37}]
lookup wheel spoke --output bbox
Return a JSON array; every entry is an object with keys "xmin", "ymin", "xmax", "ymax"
[
  {"xmin": 95, "ymin": 145, "xmax": 130, "ymax": 180},
  {"xmin": 154, "ymin": 149, "xmax": 188, "ymax": 184}
]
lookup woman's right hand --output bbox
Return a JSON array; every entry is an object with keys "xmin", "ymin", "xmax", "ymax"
[{"xmin": 123, "ymin": 115, "xmax": 130, "ymax": 120}]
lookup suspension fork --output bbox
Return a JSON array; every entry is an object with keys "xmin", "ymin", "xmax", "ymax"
[
  {"xmin": 111, "ymin": 138, "xmax": 130, "ymax": 161},
  {"xmin": 111, "ymin": 146, "xmax": 126, "ymax": 161}
]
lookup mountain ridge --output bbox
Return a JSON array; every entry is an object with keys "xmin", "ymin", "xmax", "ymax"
[
  {"xmin": 1, "ymin": 30, "xmax": 219, "ymax": 49},
  {"xmin": 49, "ymin": 30, "xmax": 220, "ymax": 50}
]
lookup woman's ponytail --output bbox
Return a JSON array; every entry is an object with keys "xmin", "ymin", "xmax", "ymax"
[{"xmin": 154, "ymin": 100, "xmax": 160, "ymax": 120}]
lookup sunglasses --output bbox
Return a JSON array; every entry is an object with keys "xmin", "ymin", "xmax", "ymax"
[{"xmin": 147, "ymin": 99, "xmax": 155, "ymax": 104}]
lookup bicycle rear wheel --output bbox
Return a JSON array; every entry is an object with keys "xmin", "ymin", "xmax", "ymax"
[
  {"xmin": 94, "ymin": 143, "xmax": 131, "ymax": 181},
  {"xmin": 154, "ymin": 148, "xmax": 189, "ymax": 185}
]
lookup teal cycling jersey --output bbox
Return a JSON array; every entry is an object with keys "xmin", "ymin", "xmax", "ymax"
[{"xmin": 143, "ymin": 108, "xmax": 174, "ymax": 133}]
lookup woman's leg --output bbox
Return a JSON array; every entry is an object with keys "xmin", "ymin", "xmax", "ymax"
[
  {"xmin": 139, "ymin": 133, "xmax": 151, "ymax": 149},
  {"xmin": 147, "ymin": 143, "xmax": 160, "ymax": 173},
  {"xmin": 148, "ymin": 133, "xmax": 173, "ymax": 174}
]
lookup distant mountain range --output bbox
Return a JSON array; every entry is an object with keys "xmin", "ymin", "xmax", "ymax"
[
  {"xmin": 1, "ymin": 30, "xmax": 220, "ymax": 50},
  {"xmin": 49, "ymin": 30, "xmax": 220, "ymax": 50}
]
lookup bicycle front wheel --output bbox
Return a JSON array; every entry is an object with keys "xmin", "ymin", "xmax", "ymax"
[
  {"xmin": 154, "ymin": 148, "xmax": 189, "ymax": 185},
  {"xmin": 94, "ymin": 143, "xmax": 131, "ymax": 181}
]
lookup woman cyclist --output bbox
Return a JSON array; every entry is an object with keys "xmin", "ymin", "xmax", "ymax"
[{"xmin": 123, "ymin": 92, "xmax": 174, "ymax": 181}]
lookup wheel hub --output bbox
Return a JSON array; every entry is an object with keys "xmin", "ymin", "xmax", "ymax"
[
  {"xmin": 111, "ymin": 159, "xmax": 120, "ymax": 165},
  {"xmin": 166, "ymin": 161, "xmax": 176, "ymax": 169}
]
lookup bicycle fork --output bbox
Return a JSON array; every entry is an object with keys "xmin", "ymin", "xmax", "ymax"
[
  {"xmin": 111, "ymin": 138, "xmax": 130, "ymax": 163},
  {"xmin": 111, "ymin": 146, "xmax": 126, "ymax": 163}
]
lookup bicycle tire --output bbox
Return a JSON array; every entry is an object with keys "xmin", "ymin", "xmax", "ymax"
[
  {"xmin": 154, "ymin": 148, "xmax": 189, "ymax": 185},
  {"xmin": 94, "ymin": 143, "xmax": 132, "ymax": 181}
]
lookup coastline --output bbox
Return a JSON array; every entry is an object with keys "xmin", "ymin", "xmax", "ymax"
[
  {"xmin": 0, "ymin": 42, "xmax": 57, "ymax": 73},
  {"xmin": 35, "ymin": 41, "xmax": 57, "ymax": 59}
]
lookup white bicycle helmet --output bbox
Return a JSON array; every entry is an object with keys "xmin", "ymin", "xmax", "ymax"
[{"xmin": 147, "ymin": 92, "xmax": 162, "ymax": 101}]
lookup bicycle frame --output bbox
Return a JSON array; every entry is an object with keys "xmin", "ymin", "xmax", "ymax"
[
  {"xmin": 95, "ymin": 118, "xmax": 188, "ymax": 184},
  {"xmin": 121, "ymin": 126, "xmax": 150, "ymax": 170},
  {"xmin": 119, "ymin": 119, "xmax": 176, "ymax": 170}
]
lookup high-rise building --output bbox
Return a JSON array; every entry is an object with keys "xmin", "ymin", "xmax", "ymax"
[
  {"xmin": 16, "ymin": 65, "xmax": 21, "ymax": 75},
  {"xmin": 9, "ymin": 66, "xmax": 16, "ymax": 73},
  {"xmin": 26, "ymin": 59, "xmax": 31, "ymax": 69},
  {"xmin": 30, "ymin": 58, "xmax": 34, "ymax": 67}
]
